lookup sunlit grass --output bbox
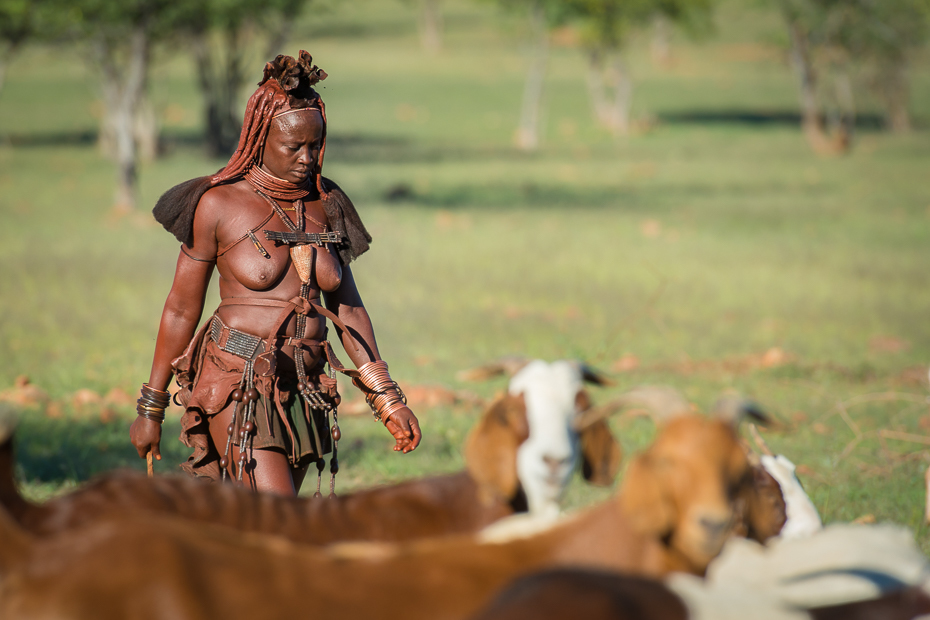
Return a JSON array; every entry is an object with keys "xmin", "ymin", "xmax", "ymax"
[{"xmin": 1, "ymin": 0, "xmax": 929, "ymax": 552}]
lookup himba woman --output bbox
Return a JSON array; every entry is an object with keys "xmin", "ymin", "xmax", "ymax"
[{"xmin": 129, "ymin": 51, "xmax": 421, "ymax": 496}]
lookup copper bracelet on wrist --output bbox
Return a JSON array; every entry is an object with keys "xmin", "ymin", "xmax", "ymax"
[
  {"xmin": 354, "ymin": 360, "xmax": 407, "ymax": 424},
  {"xmin": 137, "ymin": 411, "xmax": 166, "ymax": 424},
  {"xmin": 137, "ymin": 383, "xmax": 170, "ymax": 424}
]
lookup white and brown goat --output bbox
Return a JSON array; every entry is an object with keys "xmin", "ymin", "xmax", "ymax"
[
  {"xmin": 461, "ymin": 358, "xmax": 623, "ymax": 518},
  {"xmin": 0, "ymin": 398, "xmax": 785, "ymax": 620},
  {"xmin": 0, "ymin": 361, "xmax": 620, "ymax": 543}
]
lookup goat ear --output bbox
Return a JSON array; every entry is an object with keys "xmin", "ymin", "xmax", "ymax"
[
  {"xmin": 713, "ymin": 396, "xmax": 771, "ymax": 428},
  {"xmin": 619, "ymin": 455, "xmax": 674, "ymax": 536},
  {"xmin": 464, "ymin": 393, "xmax": 527, "ymax": 503},
  {"xmin": 579, "ymin": 418, "xmax": 623, "ymax": 486},
  {"xmin": 575, "ymin": 362, "xmax": 614, "ymax": 387},
  {"xmin": 741, "ymin": 464, "xmax": 787, "ymax": 543}
]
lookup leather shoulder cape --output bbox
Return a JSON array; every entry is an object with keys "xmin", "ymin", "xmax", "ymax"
[{"xmin": 152, "ymin": 174, "xmax": 371, "ymax": 265}]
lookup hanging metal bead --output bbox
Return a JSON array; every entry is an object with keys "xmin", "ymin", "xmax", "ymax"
[
  {"xmin": 313, "ymin": 459, "xmax": 325, "ymax": 498},
  {"xmin": 331, "ymin": 424, "xmax": 341, "ymax": 441},
  {"xmin": 231, "ymin": 389, "xmax": 244, "ymax": 402},
  {"xmin": 227, "ymin": 423, "xmax": 235, "ymax": 436},
  {"xmin": 219, "ymin": 457, "xmax": 228, "ymax": 469},
  {"xmin": 244, "ymin": 420, "xmax": 255, "ymax": 433},
  {"xmin": 245, "ymin": 388, "xmax": 259, "ymax": 402}
]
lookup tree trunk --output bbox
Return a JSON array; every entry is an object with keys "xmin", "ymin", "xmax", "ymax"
[
  {"xmin": 0, "ymin": 43, "xmax": 17, "ymax": 102},
  {"xmin": 877, "ymin": 61, "xmax": 912, "ymax": 133},
  {"xmin": 784, "ymin": 16, "xmax": 846, "ymax": 155},
  {"xmin": 135, "ymin": 98, "xmax": 159, "ymax": 161},
  {"xmin": 515, "ymin": 1, "xmax": 548, "ymax": 151},
  {"xmin": 193, "ymin": 28, "xmax": 245, "ymax": 158},
  {"xmin": 585, "ymin": 50, "xmax": 632, "ymax": 137},
  {"xmin": 830, "ymin": 66, "xmax": 854, "ymax": 150},
  {"xmin": 95, "ymin": 26, "xmax": 151, "ymax": 212},
  {"xmin": 605, "ymin": 53, "xmax": 632, "ymax": 135},
  {"xmin": 585, "ymin": 50, "xmax": 609, "ymax": 126},
  {"xmin": 650, "ymin": 14, "xmax": 671, "ymax": 67},
  {"xmin": 419, "ymin": 0, "xmax": 443, "ymax": 54}
]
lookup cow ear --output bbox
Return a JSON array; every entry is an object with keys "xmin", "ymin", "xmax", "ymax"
[
  {"xmin": 464, "ymin": 393, "xmax": 527, "ymax": 504},
  {"xmin": 579, "ymin": 419, "xmax": 622, "ymax": 487},
  {"xmin": 619, "ymin": 455, "xmax": 674, "ymax": 536}
]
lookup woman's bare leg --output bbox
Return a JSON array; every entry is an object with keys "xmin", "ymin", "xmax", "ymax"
[
  {"xmin": 208, "ymin": 403, "xmax": 297, "ymax": 496},
  {"xmin": 247, "ymin": 448, "xmax": 297, "ymax": 495}
]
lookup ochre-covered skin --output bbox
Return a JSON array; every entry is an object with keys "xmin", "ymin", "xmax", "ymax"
[
  {"xmin": 129, "ymin": 53, "xmax": 421, "ymax": 494},
  {"xmin": 0, "ymin": 415, "xmax": 781, "ymax": 620}
]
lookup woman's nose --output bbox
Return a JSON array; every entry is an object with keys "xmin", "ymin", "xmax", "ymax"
[{"xmin": 297, "ymin": 147, "xmax": 312, "ymax": 164}]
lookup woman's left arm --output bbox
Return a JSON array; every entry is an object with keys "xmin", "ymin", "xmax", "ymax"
[{"xmin": 323, "ymin": 265, "xmax": 421, "ymax": 453}]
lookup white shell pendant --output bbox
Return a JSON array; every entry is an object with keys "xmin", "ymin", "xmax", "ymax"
[{"xmin": 290, "ymin": 244, "xmax": 316, "ymax": 284}]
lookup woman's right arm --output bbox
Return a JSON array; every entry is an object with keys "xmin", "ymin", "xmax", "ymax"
[{"xmin": 130, "ymin": 195, "xmax": 219, "ymax": 460}]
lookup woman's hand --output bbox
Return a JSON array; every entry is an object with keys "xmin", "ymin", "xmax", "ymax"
[
  {"xmin": 384, "ymin": 406, "xmax": 422, "ymax": 454},
  {"xmin": 129, "ymin": 416, "xmax": 163, "ymax": 461}
]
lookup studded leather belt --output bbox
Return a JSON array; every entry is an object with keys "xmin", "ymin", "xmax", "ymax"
[{"xmin": 210, "ymin": 315, "xmax": 264, "ymax": 360}]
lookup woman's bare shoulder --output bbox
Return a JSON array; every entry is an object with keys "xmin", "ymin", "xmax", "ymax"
[
  {"xmin": 199, "ymin": 181, "xmax": 252, "ymax": 211},
  {"xmin": 195, "ymin": 181, "xmax": 253, "ymax": 224}
]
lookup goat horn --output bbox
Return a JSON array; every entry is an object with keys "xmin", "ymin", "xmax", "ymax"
[
  {"xmin": 712, "ymin": 395, "xmax": 770, "ymax": 427},
  {"xmin": 456, "ymin": 356, "xmax": 532, "ymax": 382},
  {"xmin": 575, "ymin": 386, "xmax": 691, "ymax": 430},
  {"xmin": 575, "ymin": 362, "xmax": 615, "ymax": 387},
  {"xmin": 623, "ymin": 386, "xmax": 693, "ymax": 424},
  {"xmin": 574, "ymin": 399, "xmax": 629, "ymax": 431},
  {"xmin": 747, "ymin": 423, "xmax": 774, "ymax": 457}
]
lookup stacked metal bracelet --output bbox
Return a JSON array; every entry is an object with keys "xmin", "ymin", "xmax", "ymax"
[
  {"xmin": 354, "ymin": 360, "xmax": 407, "ymax": 424},
  {"xmin": 136, "ymin": 383, "xmax": 171, "ymax": 424}
]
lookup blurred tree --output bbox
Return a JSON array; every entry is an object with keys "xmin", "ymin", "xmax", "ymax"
[
  {"xmin": 769, "ymin": 0, "xmax": 929, "ymax": 152},
  {"xmin": 37, "ymin": 0, "xmax": 313, "ymax": 209},
  {"xmin": 420, "ymin": 0, "xmax": 444, "ymax": 53},
  {"xmin": 490, "ymin": 0, "xmax": 572, "ymax": 150},
  {"xmin": 0, "ymin": 0, "xmax": 37, "ymax": 100},
  {"xmin": 51, "ymin": 0, "xmax": 192, "ymax": 211},
  {"xmin": 566, "ymin": 0, "xmax": 713, "ymax": 135},
  {"xmin": 830, "ymin": 0, "xmax": 930, "ymax": 133},
  {"xmin": 650, "ymin": 13, "xmax": 672, "ymax": 65},
  {"xmin": 182, "ymin": 0, "xmax": 314, "ymax": 158}
]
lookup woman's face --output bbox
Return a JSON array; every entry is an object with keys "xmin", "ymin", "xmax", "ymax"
[{"xmin": 260, "ymin": 109, "xmax": 324, "ymax": 184}]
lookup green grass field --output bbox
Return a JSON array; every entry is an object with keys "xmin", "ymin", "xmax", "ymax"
[{"xmin": 1, "ymin": 0, "xmax": 929, "ymax": 547}]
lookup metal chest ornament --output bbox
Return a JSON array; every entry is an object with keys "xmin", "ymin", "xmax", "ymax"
[{"xmin": 218, "ymin": 186, "xmax": 346, "ymax": 497}]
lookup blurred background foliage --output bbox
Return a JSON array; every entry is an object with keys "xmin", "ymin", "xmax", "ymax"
[
  {"xmin": 2, "ymin": 0, "xmax": 928, "ymax": 205},
  {"xmin": 1, "ymin": 0, "xmax": 929, "ymax": 547}
]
